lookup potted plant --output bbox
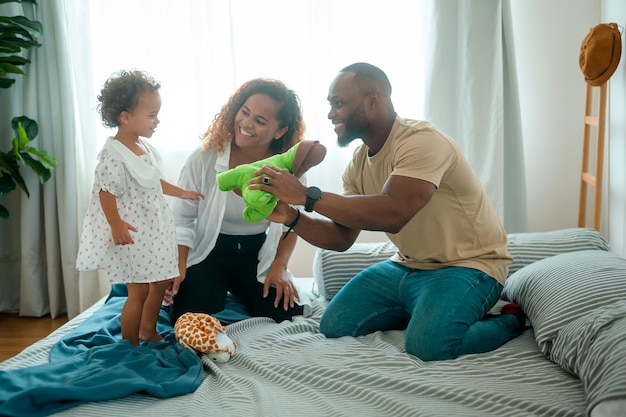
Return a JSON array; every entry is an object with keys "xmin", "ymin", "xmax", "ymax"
[{"xmin": 0, "ymin": 0, "xmax": 56, "ymax": 218}]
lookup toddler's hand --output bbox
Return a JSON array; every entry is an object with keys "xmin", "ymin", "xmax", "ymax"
[
  {"xmin": 181, "ymin": 189, "xmax": 205, "ymax": 201},
  {"xmin": 110, "ymin": 220, "xmax": 137, "ymax": 245}
]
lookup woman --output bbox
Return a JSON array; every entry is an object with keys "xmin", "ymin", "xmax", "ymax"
[{"xmin": 166, "ymin": 78, "xmax": 307, "ymax": 324}]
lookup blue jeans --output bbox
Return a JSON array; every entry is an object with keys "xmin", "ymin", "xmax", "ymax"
[{"xmin": 319, "ymin": 260, "xmax": 523, "ymax": 361}]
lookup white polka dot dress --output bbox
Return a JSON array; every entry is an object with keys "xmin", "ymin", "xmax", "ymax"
[{"xmin": 76, "ymin": 137, "xmax": 179, "ymax": 284}]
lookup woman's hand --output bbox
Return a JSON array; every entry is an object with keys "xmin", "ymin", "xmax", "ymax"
[
  {"xmin": 263, "ymin": 263, "xmax": 300, "ymax": 311},
  {"xmin": 266, "ymin": 201, "xmax": 294, "ymax": 225},
  {"xmin": 164, "ymin": 262, "xmax": 187, "ymax": 305}
]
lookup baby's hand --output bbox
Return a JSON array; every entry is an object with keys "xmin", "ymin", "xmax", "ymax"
[
  {"xmin": 180, "ymin": 189, "xmax": 205, "ymax": 201},
  {"xmin": 110, "ymin": 220, "xmax": 137, "ymax": 245}
]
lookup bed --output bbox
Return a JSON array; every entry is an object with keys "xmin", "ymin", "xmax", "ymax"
[{"xmin": 1, "ymin": 227, "xmax": 625, "ymax": 417}]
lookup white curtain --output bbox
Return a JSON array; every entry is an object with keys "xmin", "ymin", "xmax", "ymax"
[
  {"xmin": 0, "ymin": 0, "xmax": 100, "ymax": 319},
  {"xmin": 420, "ymin": 0, "xmax": 527, "ymax": 233}
]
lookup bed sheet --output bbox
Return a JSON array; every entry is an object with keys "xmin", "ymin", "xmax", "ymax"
[
  {"xmin": 0, "ymin": 294, "xmax": 203, "ymax": 417},
  {"xmin": 1, "ymin": 284, "xmax": 588, "ymax": 417}
]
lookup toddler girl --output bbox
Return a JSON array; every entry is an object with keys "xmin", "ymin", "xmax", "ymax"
[{"xmin": 77, "ymin": 70, "xmax": 204, "ymax": 346}]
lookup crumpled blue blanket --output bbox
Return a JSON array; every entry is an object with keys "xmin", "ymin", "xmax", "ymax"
[{"xmin": 0, "ymin": 285, "xmax": 204, "ymax": 417}]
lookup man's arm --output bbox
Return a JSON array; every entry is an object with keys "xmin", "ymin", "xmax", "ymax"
[
  {"xmin": 256, "ymin": 166, "xmax": 436, "ymax": 251},
  {"xmin": 268, "ymin": 202, "xmax": 358, "ymax": 251}
]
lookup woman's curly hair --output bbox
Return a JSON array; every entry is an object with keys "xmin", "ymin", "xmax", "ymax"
[
  {"xmin": 97, "ymin": 70, "xmax": 161, "ymax": 128},
  {"xmin": 202, "ymin": 78, "xmax": 305, "ymax": 154}
]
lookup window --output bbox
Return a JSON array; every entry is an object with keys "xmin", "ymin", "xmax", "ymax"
[{"xmin": 88, "ymin": 0, "xmax": 424, "ymax": 191}]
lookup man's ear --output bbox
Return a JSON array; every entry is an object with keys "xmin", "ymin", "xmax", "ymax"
[
  {"xmin": 273, "ymin": 126, "xmax": 288, "ymax": 140},
  {"xmin": 366, "ymin": 90, "xmax": 380, "ymax": 110}
]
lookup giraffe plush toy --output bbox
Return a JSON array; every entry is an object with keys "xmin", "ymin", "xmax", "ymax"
[{"xmin": 174, "ymin": 312, "xmax": 237, "ymax": 363}]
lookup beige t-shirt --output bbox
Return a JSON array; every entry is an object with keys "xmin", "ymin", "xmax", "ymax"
[{"xmin": 342, "ymin": 117, "xmax": 512, "ymax": 284}]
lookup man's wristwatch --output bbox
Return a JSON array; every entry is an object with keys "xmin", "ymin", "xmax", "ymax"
[{"xmin": 304, "ymin": 186, "xmax": 322, "ymax": 212}]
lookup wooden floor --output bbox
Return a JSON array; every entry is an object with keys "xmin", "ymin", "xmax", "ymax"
[{"xmin": 0, "ymin": 312, "xmax": 69, "ymax": 362}]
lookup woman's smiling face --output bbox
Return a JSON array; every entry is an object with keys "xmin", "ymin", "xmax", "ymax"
[{"xmin": 233, "ymin": 93, "xmax": 288, "ymax": 151}]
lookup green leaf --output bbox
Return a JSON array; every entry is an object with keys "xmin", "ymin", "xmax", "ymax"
[
  {"xmin": 0, "ymin": 36, "xmax": 40, "ymax": 49},
  {"xmin": 0, "ymin": 204, "xmax": 8, "ymax": 219},
  {"xmin": 16, "ymin": 122, "xmax": 29, "ymax": 148},
  {"xmin": 0, "ymin": 77, "xmax": 16, "ymax": 88},
  {"xmin": 0, "ymin": 0, "xmax": 37, "ymax": 4},
  {"xmin": 0, "ymin": 154, "xmax": 19, "ymax": 172},
  {"xmin": 6, "ymin": 164, "xmax": 28, "ymax": 196},
  {"xmin": 20, "ymin": 152, "xmax": 50, "ymax": 183},
  {"xmin": 26, "ymin": 147, "xmax": 57, "ymax": 169},
  {"xmin": 0, "ymin": 40, "xmax": 21, "ymax": 53},
  {"xmin": 0, "ymin": 26, "xmax": 34, "ymax": 41},
  {"xmin": 10, "ymin": 138, "xmax": 20, "ymax": 157},
  {"xmin": 11, "ymin": 116, "xmax": 37, "ymax": 140},
  {"xmin": 0, "ymin": 16, "xmax": 42, "ymax": 38},
  {"xmin": 0, "ymin": 56, "xmax": 29, "ymax": 65},
  {"xmin": 10, "ymin": 173, "xmax": 28, "ymax": 196},
  {"xmin": 0, "ymin": 62, "xmax": 25, "ymax": 75},
  {"xmin": 0, "ymin": 171, "xmax": 16, "ymax": 194}
]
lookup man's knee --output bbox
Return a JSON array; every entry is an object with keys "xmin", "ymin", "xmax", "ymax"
[
  {"xmin": 319, "ymin": 313, "xmax": 346, "ymax": 338},
  {"xmin": 405, "ymin": 331, "xmax": 460, "ymax": 361},
  {"xmin": 406, "ymin": 345, "xmax": 458, "ymax": 361}
]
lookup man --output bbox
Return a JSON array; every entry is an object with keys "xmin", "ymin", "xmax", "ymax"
[{"xmin": 252, "ymin": 62, "xmax": 524, "ymax": 361}]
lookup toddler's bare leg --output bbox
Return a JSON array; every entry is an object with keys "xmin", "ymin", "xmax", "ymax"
[
  {"xmin": 122, "ymin": 283, "xmax": 150, "ymax": 346},
  {"xmin": 139, "ymin": 280, "xmax": 171, "ymax": 341}
]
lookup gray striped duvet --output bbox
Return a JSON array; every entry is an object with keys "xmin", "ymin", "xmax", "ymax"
[
  {"xmin": 551, "ymin": 300, "xmax": 626, "ymax": 417},
  {"xmin": 1, "ymin": 297, "xmax": 588, "ymax": 417}
]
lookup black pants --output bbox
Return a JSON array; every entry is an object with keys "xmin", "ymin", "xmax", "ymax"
[{"xmin": 169, "ymin": 233, "xmax": 303, "ymax": 324}]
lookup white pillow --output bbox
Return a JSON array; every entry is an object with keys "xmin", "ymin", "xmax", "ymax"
[{"xmin": 502, "ymin": 250, "xmax": 626, "ymax": 355}]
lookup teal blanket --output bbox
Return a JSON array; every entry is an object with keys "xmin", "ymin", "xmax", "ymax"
[{"xmin": 0, "ymin": 286, "xmax": 203, "ymax": 417}]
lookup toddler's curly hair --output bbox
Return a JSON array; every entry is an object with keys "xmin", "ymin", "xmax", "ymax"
[
  {"xmin": 202, "ymin": 78, "xmax": 305, "ymax": 154},
  {"xmin": 97, "ymin": 70, "xmax": 161, "ymax": 128}
]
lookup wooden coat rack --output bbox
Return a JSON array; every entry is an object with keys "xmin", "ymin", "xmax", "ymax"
[
  {"xmin": 577, "ymin": 22, "xmax": 622, "ymax": 232},
  {"xmin": 578, "ymin": 82, "xmax": 607, "ymax": 231}
]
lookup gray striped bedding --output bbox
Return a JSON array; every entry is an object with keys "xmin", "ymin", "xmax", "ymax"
[
  {"xmin": 314, "ymin": 228, "xmax": 609, "ymax": 301},
  {"xmin": 502, "ymin": 250, "xmax": 626, "ymax": 355},
  {"xmin": 1, "ymin": 296, "xmax": 588, "ymax": 417},
  {"xmin": 3, "ymin": 227, "xmax": 622, "ymax": 417},
  {"xmin": 550, "ymin": 300, "xmax": 626, "ymax": 417}
]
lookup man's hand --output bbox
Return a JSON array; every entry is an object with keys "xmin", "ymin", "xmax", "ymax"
[{"xmin": 248, "ymin": 165, "xmax": 307, "ymax": 206}]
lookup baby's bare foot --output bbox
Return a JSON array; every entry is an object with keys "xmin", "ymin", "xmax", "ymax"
[{"xmin": 139, "ymin": 331, "xmax": 163, "ymax": 342}]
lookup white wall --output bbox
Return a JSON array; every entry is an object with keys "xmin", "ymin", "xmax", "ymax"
[
  {"xmin": 603, "ymin": 0, "xmax": 626, "ymax": 257},
  {"xmin": 510, "ymin": 0, "xmax": 601, "ymax": 232},
  {"xmin": 510, "ymin": 0, "xmax": 626, "ymax": 258}
]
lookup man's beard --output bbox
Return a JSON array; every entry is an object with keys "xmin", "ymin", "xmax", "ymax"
[{"xmin": 337, "ymin": 106, "xmax": 369, "ymax": 148}]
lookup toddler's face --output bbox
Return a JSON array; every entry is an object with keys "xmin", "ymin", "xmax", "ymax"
[{"xmin": 127, "ymin": 91, "xmax": 161, "ymax": 138}]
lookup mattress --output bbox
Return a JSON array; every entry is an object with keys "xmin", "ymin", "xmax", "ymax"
[{"xmin": 0, "ymin": 285, "xmax": 588, "ymax": 417}]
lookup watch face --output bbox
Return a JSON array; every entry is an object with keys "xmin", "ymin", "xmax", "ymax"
[
  {"xmin": 306, "ymin": 186, "xmax": 322, "ymax": 200},
  {"xmin": 304, "ymin": 186, "xmax": 322, "ymax": 212}
]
